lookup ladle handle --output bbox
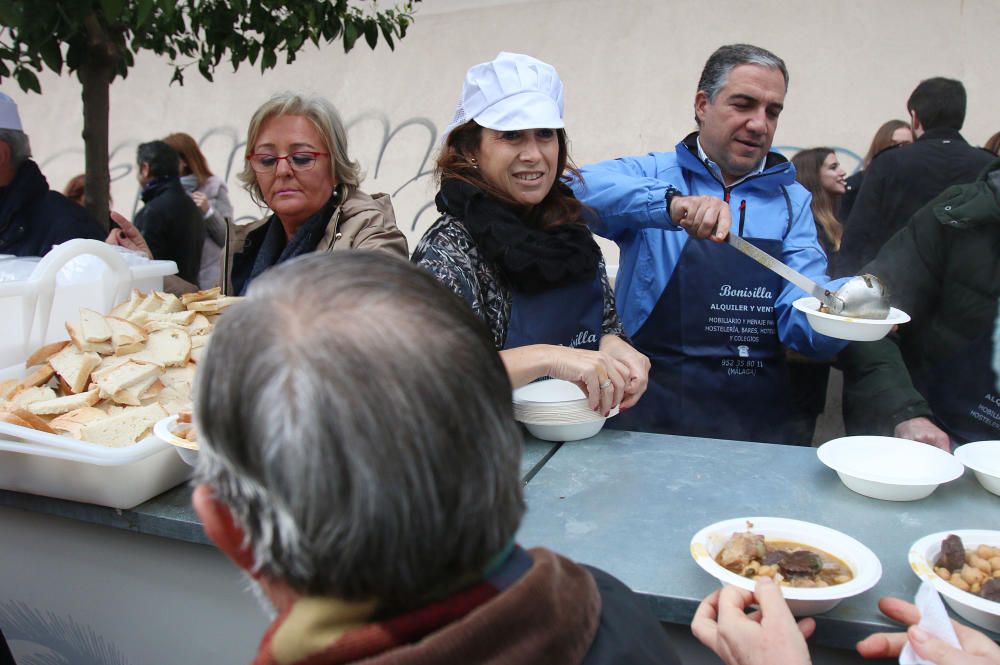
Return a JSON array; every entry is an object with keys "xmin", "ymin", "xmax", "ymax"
[{"xmin": 727, "ymin": 234, "xmax": 843, "ymax": 313}]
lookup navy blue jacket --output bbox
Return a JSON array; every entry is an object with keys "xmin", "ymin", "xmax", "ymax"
[{"xmin": 0, "ymin": 160, "xmax": 105, "ymax": 257}]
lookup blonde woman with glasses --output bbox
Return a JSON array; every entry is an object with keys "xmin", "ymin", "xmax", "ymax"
[{"xmin": 226, "ymin": 92, "xmax": 407, "ymax": 295}]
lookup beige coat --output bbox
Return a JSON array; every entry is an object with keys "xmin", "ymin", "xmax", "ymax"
[{"xmin": 221, "ymin": 188, "xmax": 408, "ymax": 294}]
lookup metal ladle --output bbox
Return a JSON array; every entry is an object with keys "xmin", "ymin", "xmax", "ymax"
[{"xmin": 727, "ymin": 234, "xmax": 891, "ymax": 319}]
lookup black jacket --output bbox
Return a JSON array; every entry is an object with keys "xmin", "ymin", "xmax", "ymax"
[
  {"xmin": 837, "ymin": 128, "xmax": 994, "ymax": 275},
  {"xmin": 134, "ymin": 176, "xmax": 205, "ymax": 284},
  {"xmin": 840, "ymin": 158, "xmax": 1000, "ymax": 441},
  {"xmin": 0, "ymin": 159, "xmax": 105, "ymax": 256}
]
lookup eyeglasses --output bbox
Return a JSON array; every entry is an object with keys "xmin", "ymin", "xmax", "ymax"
[{"xmin": 247, "ymin": 151, "xmax": 329, "ymax": 173}]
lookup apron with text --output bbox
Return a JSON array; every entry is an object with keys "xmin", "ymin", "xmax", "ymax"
[
  {"xmin": 503, "ymin": 272, "xmax": 604, "ymax": 351},
  {"xmin": 916, "ymin": 332, "xmax": 1000, "ymax": 444},
  {"xmin": 610, "ymin": 236, "xmax": 804, "ymax": 444}
]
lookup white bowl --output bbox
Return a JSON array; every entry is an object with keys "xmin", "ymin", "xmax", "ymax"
[
  {"xmin": 954, "ymin": 441, "xmax": 1000, "ymax": 497},
  {"xmin": 690, "ymin": 516, "xmax": 882, "ymax": 616},
  {"xmin": 153, "ymin": 415, "xmax": 199, "ymax": 467},
  {"xmin": 513, "ymin": 379, "xmax": 588, "ymax": 405},
  {"xmin": 792, "ymin": 297, "xmax": 910, "ymax": 342},
  {"xmin": 909, "ymin": 530, "xmax": 1000, "ymax": 632},
  {"xmin": 817, "ymin": 436, "xmax": 964, "ymax": 501},
  {"xmin": 521, "ymin": 406, "xmax": 619, "ymax": 442}
]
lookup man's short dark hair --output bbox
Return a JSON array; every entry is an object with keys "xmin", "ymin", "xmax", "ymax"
[
  {"xmin": 907, "ymin": 77, "xmax": 966, "ymax": 131},
  {"xmin": 136, "ymin": 140, "xmax": 180, "ymax": 178},
  {"xmin": 695, "ymin": 44, "xmax": 788, "ymax": 125}
]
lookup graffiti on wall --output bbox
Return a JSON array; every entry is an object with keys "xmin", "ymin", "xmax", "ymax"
[{"xmin": 37, "ymin": 123, "xmax": 866, "ymax": 252}]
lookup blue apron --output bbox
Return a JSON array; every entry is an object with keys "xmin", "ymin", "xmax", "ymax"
[
  {"xmin": 916, "ymin": 332, "xmax": 1000, "ymax": 444},
  {"xmin": 503, "ymin": 272, "xmax": 604, "ymax": 351},
  {"xmin": 610, "ymin": 234, "xmax": 804, "ymax": 444}
]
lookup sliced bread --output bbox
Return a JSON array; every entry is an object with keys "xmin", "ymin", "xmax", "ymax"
[
  {"xmin": 28, "ymin": 388, "xmax": 101, "ymax": 415},
  {"xmin": 80, "ymin": 308, "xmax": 112, "ymax": 343},
  {"xmin": 48, "ymin": 345, "xmax": 102, "ymax": 394},
  {"xmin": 80, "ymin": 403, "xmax": 167, "ymax": 447}
]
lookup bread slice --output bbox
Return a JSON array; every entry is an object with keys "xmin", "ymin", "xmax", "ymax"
[
  {"xmin": 0, "ymin": 378, "xmax": 21, "ymax": 400},
  {"xmin": 10, "ymin": 386, "xmax": 57, "ymax": 407},
  {"xmin": 25, "ymin": 340, "xmax": 71, "ymax": 368},
  {"xmin": 106, "ymin": 316, "xmax": 146, "ymax": 351},
  {"xmin": 110, "ymin": 372, "xmax": 161, "ymax": 406},
  {"xmin": 49, "ymin": 407, "xmax": 108, "ymax": 438},
  {"xmin": 93, "ymin": 360, "xmax": 163, "ymax": 399},
  {"xmin": 139, "ymin": 328, "xmax": 191, "ymax": 367},
  {"xmin": 49, "ymin": 345, "xmax": 102, "ymax": 394},
  {"xmin": 19, "ymin": 364, "xmax": 56, "ymax": 389},
  {"xmin": 1, "ymin": 405, "xmax": 56, "ymax": 433},
  {"xmin": 155, "ymin": 384, "xmax": 191, "ymax": 415},
  {"xmin": 180, "ymin": 287, "xmax": 221, "ymax": 305},
  {"xmin": 143, "ymin": 320, "xmax": 185, "ymax": 333},
  {"xmin": 66, "ymin": 321, "xmax": 114, "ymax": 354},
  {"xmin": 28, "ymin": 388, "xmax": 101, "ymax": 415},
  {"xmin": 144, "ymin": 310, "xmax": 197, "ymax": 327},
  {"xmin": 160, "ymin": 365, "xmax": 195, "ymax": 389},
  {"xmin": 109, "ymin": 289, "xmax": 144, "ymax": 319},
  {"xmin": 80, "ymin": 403, "xmax": 167, "ymax": 447},
  {"xmin": 153, "ymin": 291, "xmax": 184, "ymax": 313},
  {"xmin": 186, "ymin": 296, "xmax": 241, "ymax": 314},
  {"xmin": 187, "ymin": 314, "xmax": 212, "ymax": 336},
  {"xmin": 80, "ymin": 308, "xmax": 112, "ymax": 343},
  {"xmin": 0, "ymin": 410, "xmax": 35, "ymax": 430}
]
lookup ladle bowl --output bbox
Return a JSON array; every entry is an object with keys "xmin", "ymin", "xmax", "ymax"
[{"xmin": 830, "ymin": 274, "xmax": 891, "ymax": 320}]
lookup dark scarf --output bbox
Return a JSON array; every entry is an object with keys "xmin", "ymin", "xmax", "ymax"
[
  {"xmin": 243, "ymin": 191, "xmax": 342, "ymax": 294},
  {"xmin": 140, "ymin": 175, "xmax": 179, "ymax": 202},
  {"xmin": 435, "ymin": 179, "xmax": 600, "ymax": 294}
]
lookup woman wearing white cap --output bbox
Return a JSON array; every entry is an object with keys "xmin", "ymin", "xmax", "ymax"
[{"xmin": 413, "ymin": 53, "xmax": 649, "ymax": 417}]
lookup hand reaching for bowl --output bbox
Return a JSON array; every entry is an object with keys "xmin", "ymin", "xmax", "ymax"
[
  {"xmin": 501, "ymin": 345, "xmax": 628, "ymax": 416},
  {"xmin": 856, "ymin": 597, "xmax": 1000, "ymax": 664},
  {"xmin": 598, "ymin": 334, "xmax": 650, "ymax": 409},
  {"xmin": 895, "ymin": 417, "xmax": 951, "ymax": 451},
  {"xmin": 692, "ymin": 577, "xmax": 815, "ymax": 665}
]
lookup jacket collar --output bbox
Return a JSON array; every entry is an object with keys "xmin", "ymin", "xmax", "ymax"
[
  {"xmin": 140, "ymin": 175, "xmax": 181, "ymax": 202},
  {"xmin": 916, "ymin": 127, "xmax": 968, "ymax": 144},
  {"xmin": 677, "ymin": 132, "xmax": 795, "ymax": 191},
  {"xmin": 253, "ymin": 547, "xmax": 600, "ymax": 665}
]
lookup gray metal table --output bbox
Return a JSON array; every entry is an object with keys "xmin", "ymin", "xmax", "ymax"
[
  {"xmin": 517, "ymin": 429, "xmax": 1000, "ymax": 650},
  {"xmin": 0, "ymin": 435, "xmax": 560, "ymax": 545}
]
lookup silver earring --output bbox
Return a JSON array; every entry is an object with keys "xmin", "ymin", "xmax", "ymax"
[{"xmin": 470, "ymin": 158, "xmax": 478, "ymax": 168}]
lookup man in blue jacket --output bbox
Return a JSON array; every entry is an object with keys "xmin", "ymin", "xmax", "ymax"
[{"xmin": 574, "ymin": 44, "xmax": 846, "ymax": 444}]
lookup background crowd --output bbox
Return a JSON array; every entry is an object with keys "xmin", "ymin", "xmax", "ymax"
[{"xmin": 0, "ymin": 39, "xmax": 998, "ymax": 665}]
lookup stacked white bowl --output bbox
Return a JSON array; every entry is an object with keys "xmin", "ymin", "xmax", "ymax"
[{"xmin": 512, "ymin": 379, "xmax": 617, "ymax": 442}]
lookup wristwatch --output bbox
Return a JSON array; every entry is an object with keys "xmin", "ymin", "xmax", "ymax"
[{"xmin": 664, "ymin": 185, "xmax": 682, "ymax": 222}]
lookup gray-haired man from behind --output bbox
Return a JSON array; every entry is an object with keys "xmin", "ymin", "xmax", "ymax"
[{"xmin": 191, "ymin": 252, "xmax": 679, "ymax": 665}]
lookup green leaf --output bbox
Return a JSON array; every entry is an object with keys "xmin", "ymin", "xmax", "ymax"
[
  {"xmin": 15, "ymin": 67, "xmax": 41, "ymax": 94},
  {"xmin": 197, "ymin": 58, "xmax": 213, "ymax": 82},
  {"xmin": 247, "ymin": 41, "xmax": 260, "ymax": 65},
  {"xmin": 38, "ymin": 38, "xmax": 63, "ymax": 74},
  {"xmin": 363, "ymin": 19, "xmax": 378, "ymax": 50},
  {"xmin": 0, "ymin": 0, "xmax": 20, "ymax": 28},
  {"xmin": 100, "ymin": 0, "xmax": 125, "ymax": 21},
  {"xmin": 136, "ymin": 0, "xmax": 155, "ymax": 26},
  {"xmin": 343, "ymin": 19, "xmax": 358, "ymax": 52},
  {"xmin": 260, "ymin": 48, "xmax": 276, "ymax": 71}
]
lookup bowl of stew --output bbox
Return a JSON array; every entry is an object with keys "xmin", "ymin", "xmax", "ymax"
[
  {"xmin": 909, "ymin": 530, "xmax": 1000, "ymax": 632},
  {"xmin": 690, "ymin": 516, "xmax": 882, "ymax": 616}
]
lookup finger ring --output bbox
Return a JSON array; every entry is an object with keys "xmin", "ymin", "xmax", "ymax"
[{"xmin": 600, "ymin": 380, "xmax": 612, "ymax": 389}]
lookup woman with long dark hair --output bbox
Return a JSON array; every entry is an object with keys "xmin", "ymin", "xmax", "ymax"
[
  {"xmin": 791, "ymin": 147, "xmax": 847, "ymax": 259},
  {"xmin": 413, "ymin": 53, "xmax": 649, "ymax": 416}
]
